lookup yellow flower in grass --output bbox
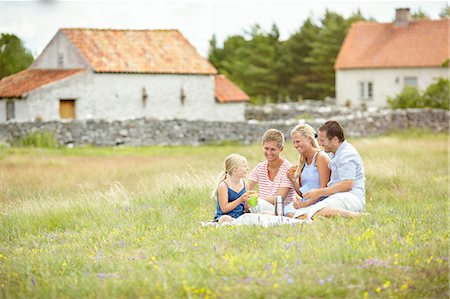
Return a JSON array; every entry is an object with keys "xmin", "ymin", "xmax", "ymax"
[{"xmin": 383, "ymin": 281, "xmax": 391, "ymax": 288}]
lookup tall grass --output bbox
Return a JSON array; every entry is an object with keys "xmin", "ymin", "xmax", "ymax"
[
  {"xmin": 11, "ymin": 131, "xmax": 59, "ymax": 148},
  {"xmin": 0, "ymin": 130, "xmax": 448, "ymax": 298}
]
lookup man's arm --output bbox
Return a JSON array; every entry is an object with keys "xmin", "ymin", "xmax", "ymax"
[{"xmin": 303, "ymin": 180, "xmax": 354, "ymax": 201}]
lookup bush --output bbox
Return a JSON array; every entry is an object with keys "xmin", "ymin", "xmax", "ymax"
[
  {"xmin": 422, "ymin": 78, "xmax": 449, "ymax": 110},
  {"xmin": 15, "ymin": 131, "xmax": 59, "ymax": 148},
  {"xmin": 388, "ymin": 77, "xmax": 449, "ymax": 110},
  {"xmin": 387, "ymin": 86, "xmax": 422, "ymax": 109}
]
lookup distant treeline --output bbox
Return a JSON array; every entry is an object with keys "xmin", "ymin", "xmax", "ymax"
[
  {"xmin": 209, "ymin": 6, "xmax": 449, "ymax": 104},
  {"xmin": 208, "ymin": 10, "xmax": 368, "ymax": 104}
]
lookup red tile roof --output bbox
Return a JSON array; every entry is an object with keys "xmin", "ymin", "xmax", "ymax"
[
  {"xmin": 335, "ymin": 19, "xmax": 449, "ymax": 69},
  {"xmin": 215, "ymin": 75, "xmax": 250, "ymax": 103},
  {"xmin": 0, "ymin": 69, "xmax": 85, "ymax": 98},
  {"xmin": 61, "ymin": 28, "xmax": 217, "ymax": 74}
]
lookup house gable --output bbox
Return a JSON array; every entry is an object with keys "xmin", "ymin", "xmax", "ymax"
[{"xmin": 31, "ymin": 30, "xmax": 91, "ymax": 70}]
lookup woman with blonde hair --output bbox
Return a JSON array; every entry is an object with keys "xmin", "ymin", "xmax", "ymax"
[
  {"xmin": 212, "ymin": 154, "xmax": 256, "ymax": 224},
  {"xmin": 286, "ymin": 124, "xmax": 331, "ymax": 218}
]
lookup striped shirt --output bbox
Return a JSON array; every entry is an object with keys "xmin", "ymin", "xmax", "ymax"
[{"xmin": 249, "ymin": 159, "xmax": 295, "ymax": 204}]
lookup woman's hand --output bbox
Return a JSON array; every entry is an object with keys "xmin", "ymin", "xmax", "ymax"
[{"xmin": 286, "ymin": 165, "xmax": 298, "ymax": 182}]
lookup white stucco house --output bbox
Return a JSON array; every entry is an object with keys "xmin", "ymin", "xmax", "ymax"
[
  {"xmin": 335, "ymin": 8, "xmax": 449, "ymax": 108},
  {"xmin": 0, "ymin": 28, "xmax": 249, "ymax": 123}
]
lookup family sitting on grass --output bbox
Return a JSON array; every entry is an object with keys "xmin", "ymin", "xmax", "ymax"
[{"xmin": 212, "ymin": 120, "xmax": 366, "ymax": 224}]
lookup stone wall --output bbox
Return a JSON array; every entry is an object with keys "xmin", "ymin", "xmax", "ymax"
[{"xmin": 0, "ymin": 109, "xmax": 448, "ymax": 147}]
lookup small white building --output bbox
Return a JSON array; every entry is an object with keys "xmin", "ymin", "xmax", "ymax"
[
  {"xmin": 0, "ymin": 28, "xmax": 249, "ymax": 123},
  {"xmin": 335, "ymin": 8, "xmax": 449, "ymax": 108}
]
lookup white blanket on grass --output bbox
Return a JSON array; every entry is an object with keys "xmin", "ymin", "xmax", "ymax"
[{"xmin": 202, "ymin": 213, "xmax": 310, "ymax": 228}]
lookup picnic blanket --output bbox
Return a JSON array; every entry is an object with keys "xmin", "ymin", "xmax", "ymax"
[{"xmin": 202, "ymin": 213, "xmax": 310, "ymax": 228}]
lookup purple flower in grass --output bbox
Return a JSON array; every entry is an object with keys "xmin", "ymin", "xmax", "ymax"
[{"xmin": 31, "ymin": 277, "xmax": 36, "ymax": 286}]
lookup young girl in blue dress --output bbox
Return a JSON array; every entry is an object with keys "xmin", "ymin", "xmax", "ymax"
[{"xmin": 212, "ymin": 154, "xmax": 255, "ymax": 224}]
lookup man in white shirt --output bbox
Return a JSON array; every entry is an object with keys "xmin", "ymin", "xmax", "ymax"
[{"xmin": 302, "ymin": 121, "xmax": 366, "ymax": 219}]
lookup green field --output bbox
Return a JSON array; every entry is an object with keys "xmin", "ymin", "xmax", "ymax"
[{"xmin": 0, "ymin": 130, "xmax": 448, "ymax": 298}]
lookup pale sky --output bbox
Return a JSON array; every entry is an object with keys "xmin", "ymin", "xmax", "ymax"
[{"xmin": 0, "ymin": 0, "xmax": 447, "ymax": 58}]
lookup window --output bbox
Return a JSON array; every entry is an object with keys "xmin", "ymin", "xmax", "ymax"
[
  {"xmin": 58, "ymin": 52, "xmax": 64, "ymax": 68},
  {"xmin": 404, "ymin": 77, "xmax": 418, "ymax": 87},
  {"xmin": 180, "ymin": 86, "xmax": 186, "ymax": 105},
  {"xmin": 59, "ymin": 99, "xmax": 76, "ymax": 119},
  {"xmin": 6, "ymin": 100, "xmax": 14, "ymax": 121},
  {"xmin": 359, "ymin": 81, "xmax": 374, "ymax": 100}
]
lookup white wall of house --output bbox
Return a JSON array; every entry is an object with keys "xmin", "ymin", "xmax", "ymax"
[
  {"xmin": 31, "ymin": 30, "xmax": 89, "ymax": 70},
  {"xmin": 0, "ymin": 99, "xmax": 30, "ymax": 122},
  {"xmin": 0, "ymin": 101, "xmax": 5, "ymax": 122},
  {"xmin": 336, "ymin": 67, "xmax": 448, "ymax": 108},
  {"xmin": 0, "ymin": 72, "xmax": 246, "ymax": 123},
  {"xmin": 90, "ymin": 73, "xmax": 245, "ymax": 122}
]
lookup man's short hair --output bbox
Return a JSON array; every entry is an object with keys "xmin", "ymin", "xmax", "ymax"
[
  {"xmin": 319, "ymin": 121, "xmax": 345, "ymax": 142},
  {"xmin": 262, "ymin": 129, "xmax": 285, "ymax": 148}
]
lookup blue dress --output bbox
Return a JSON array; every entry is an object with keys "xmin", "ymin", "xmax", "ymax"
[
  {"xmin": 300, "ymin": 151, "xmax": 326, "ymax": 202},
  {"xmin": 214, "ymin": 181, "xmax": 246, "ymax": 221}
]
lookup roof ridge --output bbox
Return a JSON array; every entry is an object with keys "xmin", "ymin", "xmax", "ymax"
[
  {"xmin": 352, "ymin": 18, "xmax": 449, "ymax": 26},
  {"xmin": 61, "ymin": 28, "xmax": 180, "ymax": 32}
]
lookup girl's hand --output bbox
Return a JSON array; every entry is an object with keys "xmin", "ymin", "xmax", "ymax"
[
  {"xmin": 286, "ymin": 166, "xmax": 298, "ymax": 182},
  {"xmin": 240, "ymin": 192, "xmax": 251, "ymax": 203}
]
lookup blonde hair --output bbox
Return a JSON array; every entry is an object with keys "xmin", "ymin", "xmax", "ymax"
[
  {"xmin": 211, "ymin": 153, "xmax": 247, "ymax": 200},
  {"xmin": 290, "ymin": 124, "xmax": 319, "ymax": 178},
  {"xmin": 262, "ymin": 129, "xmax": 285, "ymax": 148}
]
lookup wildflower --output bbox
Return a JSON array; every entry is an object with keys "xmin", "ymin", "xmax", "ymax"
[
  {"xmin": 376, "ymin": 287, "xmax": 381, "ymax": 293},
  {"xmin": 383, "ymin": 281, "xmax": 391, "ymax": 288},
  {"xmin": 273, "ymin": 283, "xmax": 278, "ymax": 289}
]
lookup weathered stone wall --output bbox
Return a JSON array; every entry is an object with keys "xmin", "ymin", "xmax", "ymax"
[{"xmin": 0, "ymin": 109, "xmax": 448, "ymax": 146}]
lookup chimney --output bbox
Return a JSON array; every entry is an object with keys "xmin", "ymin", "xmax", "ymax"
[{"xmin": 394, "ymin": 8, "xmax": 411, "ymax": 26}]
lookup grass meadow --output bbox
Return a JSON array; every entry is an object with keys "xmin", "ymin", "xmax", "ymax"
[{"xmin": 0, "ymin": 129, "xmax": 448, "ymax": 298}]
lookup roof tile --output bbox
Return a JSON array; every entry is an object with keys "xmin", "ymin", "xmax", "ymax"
[
  {"xmin": 215, "ymin": 75, "xmax": 249, "ymax": 103},
  {"xmin": 335, "ymin": 19, "xmax": 449, "ymax": 69},
  {"xmin": 62, "ymin": 28, "xmax": 217, "ymax": 74},
  {"xmin": 0, "ymin": 69, "xmax": 85, "ymax": 98}
]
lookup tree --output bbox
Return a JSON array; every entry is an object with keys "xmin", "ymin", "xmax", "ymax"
[
  {"xmin": 283, "ymin": 17, "xmax": 320, "ymax": 100},
  {"xmin": 0, "ymin": 33, "xmax": 34, "ymax": 79},
  {"xmin": 411, "ymin": 9, "xmax": 430, "ymax": 20},
  {"xmin": 305, "ymin": 10, "xmax": 364, "ymax": 100},
  {"xmin": 439, "ymin": 4, "xmax": 450, "ymax": 19}
]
